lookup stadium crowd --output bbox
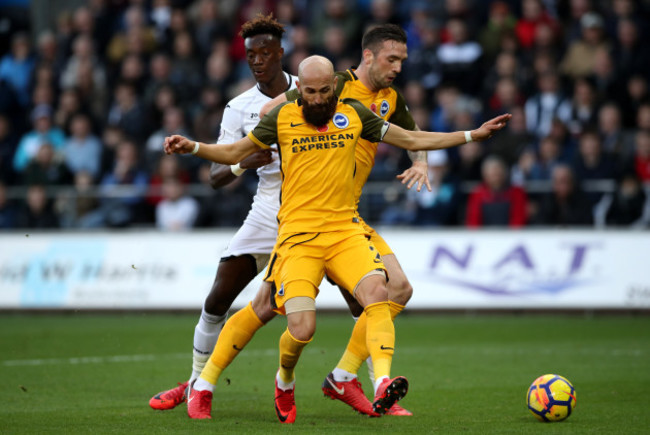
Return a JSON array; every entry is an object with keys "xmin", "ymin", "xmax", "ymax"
[{"xmin": 0, "ymin": 0, "xmax": 649, "ymax": 230}]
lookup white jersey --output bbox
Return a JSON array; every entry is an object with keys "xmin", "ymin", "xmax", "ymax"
[{"xmin": 217, "ymin": 72, "xmax": 298, "ymax": 262}]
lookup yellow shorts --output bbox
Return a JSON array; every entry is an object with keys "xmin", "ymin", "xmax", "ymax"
[
  {"xmin": 264, "ymin": 228, "xmax": 386, "ymax": 314},
  {"xmin": 357, "ymin": 215, "xmax": 393, "ymax": 257}
]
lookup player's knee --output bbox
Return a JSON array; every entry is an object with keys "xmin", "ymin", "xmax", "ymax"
[
  {"xmin": 203, "ymin": 294, "xmax": 230, "ymax": 317},
  {"xmin": 388, "ymin": 276, "xmax": 413, "ymax": 305},
  {"xmin": 357, "ymin": 281, "xmax": 388, "ymax": 307},
  {"xmin": 286, "ymin": 308, "xmax": 316, "ymax": 341},
  {"xmin": 251, "ymin": 294, "xmax": 276, "ymax": 324}
]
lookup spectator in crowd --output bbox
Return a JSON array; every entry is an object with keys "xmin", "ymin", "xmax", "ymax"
[
  {"xmin": 478, "ymin": 1, "xmax": 517, "ymax": 63},
  {"xmin": 106, "ymin": 81, "xmax": 149, "ymax": 143},
  {"xmin": 454, "ymin": 139, "xmax": 485, "ymax": 183},
  {"xmin": 143, "ymin": 52, "xmax": 174, "ymax": 111},
  {"xmin": 515, "ymin": 0, "xmax": 557, "ymax": 50},
  {"xmin": 15, "ymin": 184, "xmax": 59, "ymax": 229},
  {"xmin": 403, "ymin": 22, "xmax": 442, "ymax": 92},
  {"xmin": 155, "ymin": 177, "xmax": 199, "ymax": 231},
  {"xmin": 0, "ymin": 182, "xmax": 17, "ymax": 229},
  {"xmin": 190, "ymin": 85, "xmax": 224, "ymax": 144},
  {"xmin": 409, "ymin": 149, "xmax": 461, "ymax": 226},
  {"xmin": 626, "ymin": 129, "xmax": 650, "ymax": 183},
  {"xmin": 55, "ymin": 170, "xmax": 100, "ymax": 228},
  {"xmin": 62, "ymin": 113, "xmax": 102, "ymax": 179},
  {"xmin": 169, "ymin": 31, "xmax": 204, "ymax": 103},
  {"xmin": 591, "ymin": 47, "xmax": 619, "ymax": 101},
  {"xmin": 612, "ymin": 18, "xmax": 650, "ymax": 84},
  {"xmin": 560, "ymin": 12, "xmax": 609, "ymax": 80},
  {"xmin": 145, "ymin": 106, "xmax": 190, "ymax": 172},
  {"xmin": 59, "ymin": 34, "xmax": 106, "ymax": 94},
  {"xmin": 597, "ymin": 102, "xmax": 634, "ymax": 157},
  {"xmin": 106, "ymin": 5, "xmax": 157, "ymax": 65},
  {"xmin": 534, "ymin": 164, "xmax": 594, "ymax": 226},
  {"xmin": 510, "ymin": 146, "xmax": 537, "ymax": 186},
  {"xmin": 22, "ymin": 142, "xmax": 72, "ymax": 186},
  {"xmin": 54, "ymin": 88, "xmax": 84, "ymax": 132},
  {"xmin": 564, "ymin": 77, "xmax": 599, "ymax": 137},
  {"xmin": 604, "ymin": 172, "xmax": 648, "ymax": 227},
  {"xmin": 487, "ymin": 105, "xmax": 535, "ymax": 167},
  {"xmin": 0, "ymin": 32, "xmax": 35, "ymax": 108},
  {"xmin": 466, "ymin": 156, "xmax": 527, "ymax": 227},
  {"xmin": 437, "ymin": 18, "xmax": 483, "ymax": 94},
  {"xmin": 13, "ymin": 104, "xmax": 66, "ymax": 174},
  {"xmin": 309, "ymin": 0, "xmax": 360, "ymax": 54},
  {"xmin": 86, "ymin": 140, "xmax": 149, "ymax": 228},
  {"xmin": 572, "ymin": 129, "xmax": 617, "ymax": 188},
  {"xmin": 147, "ymin": 154, "xmax": 191, "ymax": 207},
  {"xmin": 0, "ymin": 113, "xmax": 18, "ymax": 185},
  {"xmin": 524, "ymin": 70, "xmax": 571, "ymax": 138}
]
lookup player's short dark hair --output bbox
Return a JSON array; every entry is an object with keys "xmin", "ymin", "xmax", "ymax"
[
  {"xmin": 361, "ymin": 24, "xmax": 407, "ymax": 54},
  {"xmin": 239, "ymin": 13, "xmax": 285, "ymax": 40}
]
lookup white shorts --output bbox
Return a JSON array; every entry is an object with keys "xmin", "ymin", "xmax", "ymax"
[{"xmin": 221, "ymin": 219, "xmax": 277, "ymax": 274}]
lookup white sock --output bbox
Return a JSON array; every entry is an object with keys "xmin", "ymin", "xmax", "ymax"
[
  {"xmin": 276, "ymin": 371, "xmax": 295, "ymax": 391},
  {"xmin": 332, "ymin": 367, "xmax": 357, "ymax": 383},
  {"xmin": 366, "ymin": 356, "xmax": 375, "ymax": 390},
  {"xmin": 189, "ymin": 308, "xmax": 227, "ymax": 382},
  {"xmin": 374, "ymin": 375, "xmax": 389, "ymax": 395},
  {"xmin": 193, "ymin": 377, "xmax": 215, "ymax": 393}
]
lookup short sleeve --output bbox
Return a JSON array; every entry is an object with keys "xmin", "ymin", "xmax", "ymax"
[
  {"xmin": 343, "ymin": 98, "xmax": 390, "ymax": 143},
  {"xmin": 388, "ymin": 88, "xmax": 416, "ymax": 131},
  {"xmin": 217, "ymin": 103, "xmax": 245, "ymax": 144}
]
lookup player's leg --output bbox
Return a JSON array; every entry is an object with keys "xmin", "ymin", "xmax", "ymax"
[
  {"xmin": 186, "ymin": 280, "xmax": 277, "ymax": 419},
  {"xmin": 149, "ymin": 255, "xmax": 258, "ymax": 411},
  {"xmin": 275, "ymin": 296, "xmax": 316, "ymax": 424},
  {"xmin": 354, "ymin": 274, "xmax": 408, "ymax": 415}
]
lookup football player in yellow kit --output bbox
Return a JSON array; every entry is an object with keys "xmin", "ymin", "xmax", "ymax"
[{"xmin": 164, "ymin": 53, "xmax": 510, "ymax": 423}]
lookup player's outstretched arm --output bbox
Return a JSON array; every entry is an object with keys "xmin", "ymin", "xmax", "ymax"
[
  {"xmin": 208, "ymin": 150, "xmax": 274, "ymax": 189},
  {"xmin": 164, "ymin": 135, "xmax": 260, "ymax": 165},
  {"xmin": 383, "ymin": 113, "xmax": 512, "ymax": 151}
]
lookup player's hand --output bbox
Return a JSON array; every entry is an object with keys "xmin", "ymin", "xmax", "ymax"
[
  {"xmin": 469, "ymin": 113, "xmax": 512, "ymax": 142},
  {"xmin": 239, "ymin": 149, "xmax": 274, "ymax": 169},
  {"xmin": 396, "ymin": 160, "xmax": 432, "ymax": 192},
  {"xmin": 164, "ymin": 135, "xmax": 194, "ymax": 154}
]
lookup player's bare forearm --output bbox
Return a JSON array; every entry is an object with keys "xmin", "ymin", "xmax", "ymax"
[
  {"xmin": 407, "ymin": 150, "xmax": 427, "ymax": 163},
  {"xmin": 208, "ymin": 149, "xmax": 274, "ymax": 189},
  {"xmin": 164, "ymin": 135, "xmax": 259, "ymax": 165},
  {"xmin": 209, "ymin": 163, "xmax": 237, "ymax": 189},
  {"xmin": 384, "ymin": 113, "xmax": 512, "ymax": 151}
]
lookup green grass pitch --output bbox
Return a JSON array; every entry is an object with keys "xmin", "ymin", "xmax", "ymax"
[{"xmin": 1, "ymin": 312, "xmax": 649, "ymax": 434}]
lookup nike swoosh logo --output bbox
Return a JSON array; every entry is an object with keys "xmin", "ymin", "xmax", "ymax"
[
  {"xmin": 326, "ymin": 377, "xmax": 345, "ymax": 395},
  {"xmin": 233, "ymin": 344, "xmax": 243, "ymax": 351},
  {"xmin": 380, "ymin": 345, "xmax": 394, "ymax": 350},
  {"xmin": 275, "ymin": 403, "xmax": 289, "ymax": 422},
  {"xmin": 290, "ymin": 122, "xmax": 305, "ymax": 127},
  {"xmin": 187, "ymin": 395, "xmax": 194, "ymax": 405}
]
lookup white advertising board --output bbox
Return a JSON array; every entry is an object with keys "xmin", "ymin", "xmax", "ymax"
[{"xmin": 0, "ymin": 230, "xmax": 648, "ymax": 309}]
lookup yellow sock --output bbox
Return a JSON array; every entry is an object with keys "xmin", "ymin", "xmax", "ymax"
[
  {"xmin": 335, "ymin": 300, "xmax": 405, "ymax": 375},
  {"xmin": 278, "ymin": 328, "xmax": 311, "ymax": 384},
  {"xmin": 364, "ymin": 301, "xmax": 394, "ymax": 382},
  {"xmin": 201, "ymin": 302, "xmax": 263, "ymax": 385},
  {"xmin": 389, "ymin": 300, "xmax": 405, "ymax": 319},
  {"xmin": 335, "ymin": 313, "xmax": 367, "ymax": 374}
]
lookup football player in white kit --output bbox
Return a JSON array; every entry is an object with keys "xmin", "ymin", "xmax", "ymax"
[{"xmin": 149, "ymin": 14, "xmax": 298, "ymax": 410}]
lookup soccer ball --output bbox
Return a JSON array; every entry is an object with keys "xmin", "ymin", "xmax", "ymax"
[{"xmin": 526, "ymin": 374, "xmax": 576, "ymax": 422}]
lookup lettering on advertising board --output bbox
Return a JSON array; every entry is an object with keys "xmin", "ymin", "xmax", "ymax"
[{"xmin": 427, "ymin": 242, "xmax": 603, "ymax": 298}]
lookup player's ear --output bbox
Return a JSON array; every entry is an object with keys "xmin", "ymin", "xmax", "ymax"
[
  {"xmin": 332, "ymin": 75, "xmax": 338, "ymax": 89},
  {"xmin": 362, "ymin": 48, "xmax": 374, "ymax": 65}
]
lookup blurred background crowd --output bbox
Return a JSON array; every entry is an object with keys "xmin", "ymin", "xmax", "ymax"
[{"xmin": 1, "ymin": 0, "xmax": 649, "ymax": 230}]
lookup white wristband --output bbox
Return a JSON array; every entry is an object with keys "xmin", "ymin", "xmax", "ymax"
[
  {"xmin": 191, "ymin": 141, "xmax": 200, "ymax": 155},
  {"xmin": 464, "ymin": 131, "xmax": 473, "ymax": 143},
  {"xmin": 230, "ymin": 163, "xmax": 245, "ymax": 176}
]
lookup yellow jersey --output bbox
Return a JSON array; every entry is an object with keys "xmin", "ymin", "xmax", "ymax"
[
  {"xmin": 286, "ymin": 69, "xmax": 416, "ymax": 207},
  {"xmin": 248, "ymin": 98, "xmax": 389, "ymax": 236}
]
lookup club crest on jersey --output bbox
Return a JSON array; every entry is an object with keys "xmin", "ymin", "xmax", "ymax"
[
  {"xmin": 333, "ymin": 112, "xmax": 349, "ymax": 129},
  {"xmin": 278, "ymin": 283, "xmax": 285, "ymax": 296},
  {"xmin": 380, "ymin": 100, "xmax": 390, "ymax": 117}
]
